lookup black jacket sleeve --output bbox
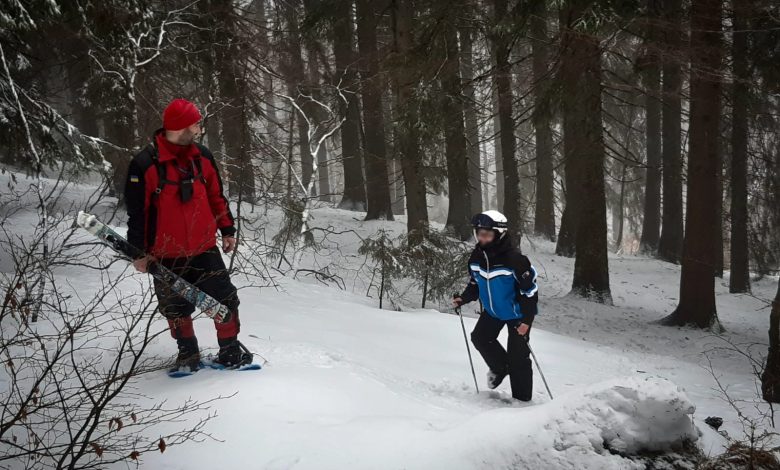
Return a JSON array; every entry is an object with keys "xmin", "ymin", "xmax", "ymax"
[
  {"xmin": 459, "ymin": 249, "xmax": 480, "ymax": 303},
  {"xmin": 460, "ymin": 276, "xmax": 479, "ymax": 303},
  {"xmin": 510, "ymin": 252, "xmax": 539, "ymax": 323},
  {"xmin": 124, "ymin": 158, "xmax": 148, "ymax": 258}
]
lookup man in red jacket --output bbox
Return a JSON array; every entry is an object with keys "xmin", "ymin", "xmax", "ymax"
[{"xmin": 124, "ymin": 98, "xmax": 247, "ymax": 372}]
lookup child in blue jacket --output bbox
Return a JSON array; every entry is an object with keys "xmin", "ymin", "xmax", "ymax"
[{"xmin": 453, "ymin": 211, "xmax": 539, "ymax": 401}]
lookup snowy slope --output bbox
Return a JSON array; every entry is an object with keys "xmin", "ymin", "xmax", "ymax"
[
  {"xmin": 2, "ymin": 171, "xmax": 776, "ymax": 468},
  {"xmin": 130, "ymin": 278, "xmax": 698, "ymax": 470}
]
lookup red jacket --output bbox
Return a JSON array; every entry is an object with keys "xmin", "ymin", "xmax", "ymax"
[{"xmin": 125, "ymin": 130, "xmax": 235, "ymax": 259}]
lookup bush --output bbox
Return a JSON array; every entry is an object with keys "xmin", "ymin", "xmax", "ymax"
[{"xmin": 359, "ymin": 225, "xmax": 471, "ymax": 310}]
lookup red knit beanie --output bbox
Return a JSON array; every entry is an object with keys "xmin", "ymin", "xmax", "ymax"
[{"xmin": 162, "ymin": 99, "xmax": 202, "ymax": 131}]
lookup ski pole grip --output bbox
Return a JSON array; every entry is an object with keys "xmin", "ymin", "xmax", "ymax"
[{"xmin": 452, "ymin": 292, "xmax": 462, "ymax": 311}]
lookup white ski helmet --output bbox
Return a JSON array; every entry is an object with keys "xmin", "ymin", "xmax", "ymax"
[{"xmin": 471, "ymin": 210, "xmax": 508, "ymax": 241}]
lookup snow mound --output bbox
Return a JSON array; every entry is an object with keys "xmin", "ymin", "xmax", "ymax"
[
  {"xmin": 551, "ymin": 376, "xmax": 697, "ymax": 455},
  {"xmin": 438, "ymin": 376, "xmax": 697, "ymax": 469}
]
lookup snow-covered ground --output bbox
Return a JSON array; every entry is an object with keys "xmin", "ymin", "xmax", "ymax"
[
  {"xmin": 128, "ymin": 277, "xmax": 703, "ymax": 469},
  {"xmin": 2, "ymin": 172, "xmax": 777, "ymax": 468}
]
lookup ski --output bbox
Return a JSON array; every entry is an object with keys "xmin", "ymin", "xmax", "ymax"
[{"xmin": 76, "ymin": 211, "xmax": 231, "ymax": 323}]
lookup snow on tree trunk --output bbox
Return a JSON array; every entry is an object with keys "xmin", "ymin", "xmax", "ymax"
[{"xmin": 0, "ymin": 43, "xmax": 48, "ymax": 323}]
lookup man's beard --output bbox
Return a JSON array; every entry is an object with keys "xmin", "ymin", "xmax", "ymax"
[{"xmin": 177, "ymin": 131, "xmax": 195, "ymax": 145}]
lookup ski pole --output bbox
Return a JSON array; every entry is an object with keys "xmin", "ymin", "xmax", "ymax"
[
  {"xmin": 454, "ymin": 297, "xmax": 479, "ymax": 394},
  {"xmin": 525, "ymin": 336, "xmax": 553, "ymax": 400}
]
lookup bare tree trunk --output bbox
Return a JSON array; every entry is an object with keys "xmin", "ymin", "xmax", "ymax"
[
  {"xmin": 555, "ymin": 163, "xmax": 578, "ymax": 257},
  {"xmin": 493, "ymin": 101, "xmax": 504, "ymax": 210},
  {"xmin": 762, "ymin": 262, "xmax": 780, "ymax": 402},
  {"xmin": 616, "ymin": 162, "xmax": 627, "ymax": 251},
  {"xmin": 530, "ymin": 2, "xmax": 555, "ymax": 241},
  {"xmin": 300, "ymin": 0, "xmax": 332, "ymax": 201},
  {"xmin": 216, "ymin": 0, "xmax": 255, "ymax": 201},
  {"xmin": 662, "ymin": 0, "xmax": 722, "ymax": 329},
  {"xmin": 441, "ymin": 14, "xmax": 471, "ymax": 239},
  {"xmin": 200, "ymin": 1, "xmax": 224, "ymax": 156},
  {"xmin": 103, "ymin": 94, "xmax": 137, "ymax": 198},
  {"xmin": 252, "ymin": 0, "xmax": 284, "ymax": 195},
  {"xmin": 385, "ymin": 87, "xmax": 406, "ymax": 215},
  {"xmin": 555, "ymin": 19, "xmax": 579, "ymax": 259},
  {"xmin": 356, "ymin": 0, "xmax": 394, "ymax": 220},
  {"xmin": 392, "ymin": 0, "xmax": 428, "ymax": 236},
  {"xmin": 305, "ymin": 53, "xmax": 329, "ymax": 200},
  {"xmin": 201, "ymin": 50, "xmax": 223, "ymax": 158},
  {"xmin": 315, "ymin": 130, "xmax": 331, "ymax": 200},
  {"xmin": 281, "ymin": 0, "xmax": 312, "ymax": 194},
  {"xmin": 481, "ymin": 142, "xmax": 490, "ymax": 210},
  {"xmin": 639, "ymin": 0, "xmax": 662, "ymax": 254},
  {"xmin": 716, "ymin": 135, "xmax": 724, "ymax": 279},
  {"xmin": 729, "ymin": 0, "xmax": 751, "ymax": 293},
  {"xmin": 492, "ymin": 0, "xmax": 520, "ymax": 239},
  {"xmin": 657, "ymin": 0, "xmax": 684, "ymax": 263},
  {"xmin": 332, "ymin": 0, "xmax": 367, "ymax": 211},
  {"xmin": 134, "ymin": 65, "xmax": 160, "ymax": 139},
  {"xmin": 560, "ymin": 1, "xmax": 611, "ymax": 303},
  {"xmin": 460, "ymin": 24, "xmax": 483, "ymax": 216},
  {"xmin": 65, "ymin": 54, "xmax": 99, "ymax": 136},
  {"xmin": 615, "ymin": 107, "xmax": 636, "ymax": 252}
]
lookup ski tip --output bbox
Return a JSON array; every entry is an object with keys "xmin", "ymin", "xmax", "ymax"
[{"xmin": 76, "ymin": 211, "xmax": 96, "ymax": 228}]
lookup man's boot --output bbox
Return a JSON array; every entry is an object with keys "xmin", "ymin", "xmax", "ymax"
[
  {"xmin": 173, "ymin": 336, "xmax": 201, "ymax": 372},
  {"xmin": 215, "ymin": 337, "xmax": 252, "ymax": 369}
]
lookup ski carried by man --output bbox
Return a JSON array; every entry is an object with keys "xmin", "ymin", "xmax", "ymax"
[
  {"xmin": 117, "ymin": 98, "xmax": 256, "ymax": 376},
  {"xmin": 76, "ymin": 212, "xmax": 259, "ymax": 377},
  {"xmin": 77, "ymin": 211, "xmax": 231, "ymax": 322}
]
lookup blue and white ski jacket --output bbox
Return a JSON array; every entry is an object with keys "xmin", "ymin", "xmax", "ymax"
[{"xmin": 459, "ymin": 236, "xmax": 538, "ymax": 323}]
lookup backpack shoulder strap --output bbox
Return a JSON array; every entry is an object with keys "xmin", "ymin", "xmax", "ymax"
[
  {"xmin": 131, "ymin": 144, "xmax": 171, "ymax": 196},
  {"xmin": 131, "ymin": 144, "xmax": 162, "ymax": 250},
  {"xmin": 132, "ymin": 144, "xmax": 156, "ymax": 172},
  {"xmin": 140, "ymin": 143, "xmax": 171, "ymax": 196},
  {"xmin": 193, "ymin": 143, "xmax": 210, "ymax": 183},
  {"xmin": 144, "ymin": 143, "xmax": 181, "ymax": 196},
  {"xmin": 193, "ymin": 154, "xmax": 206, "ymax": 183}
]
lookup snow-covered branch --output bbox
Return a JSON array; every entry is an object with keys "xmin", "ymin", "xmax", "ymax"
[{"xmin": 268, "ymin": 86, "xmax": 348, "ymax": 271}]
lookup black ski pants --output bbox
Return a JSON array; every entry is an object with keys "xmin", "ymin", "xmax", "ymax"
[{"xmin": 470, "ymin": 312, "xmax": 533, "ymax": 401}]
